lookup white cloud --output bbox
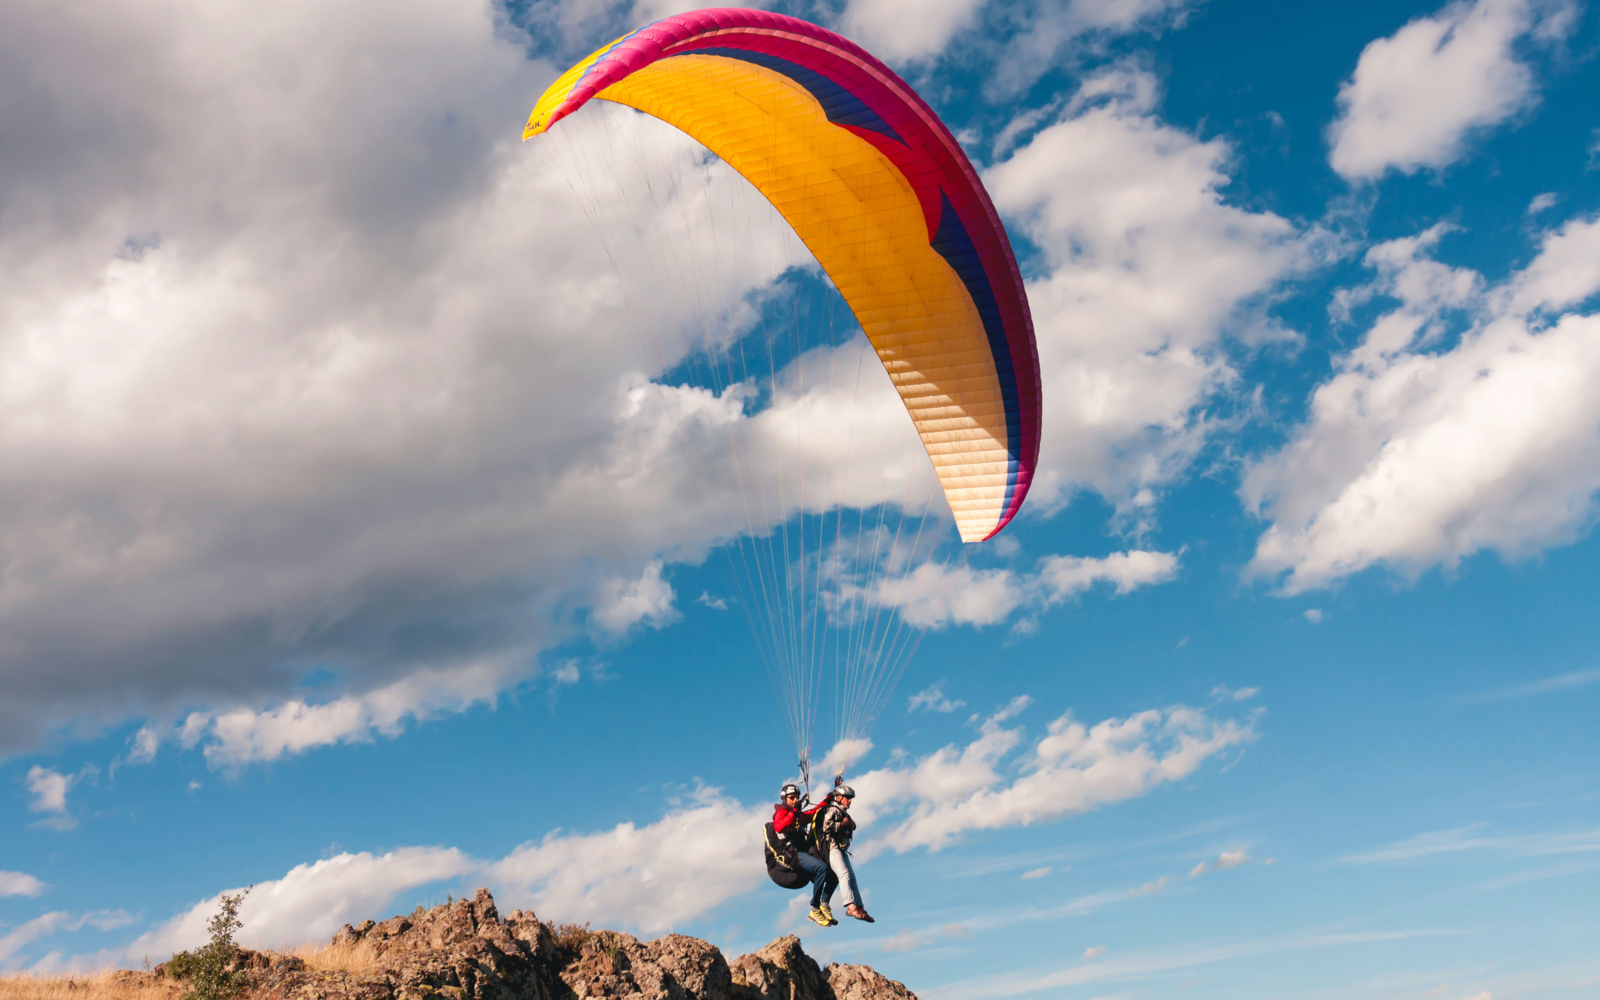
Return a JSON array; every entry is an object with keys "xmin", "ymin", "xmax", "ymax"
[
  {"xmin": 120, "ymin": 848, "xmax": 472, "ymax": 958},
  {"xmin": 1130, "ymin": 874, "xmax": 1176, "ymax": 895},
  {"xmin": 1209, "ymin": 685, "xmax": 1260, "ymax": 702},
  {"xmin": 0, "ymin": 871, "xmax": 48, "ymax": 898},
  {"xmin": 1020, "ymin": 866, "xmax": 1052, "ymax": 879},
  {"xmin": 1304, "ymin": 608, "xmax": 1323, "ymax": 623},
  {"xmin": 990, "ymin": 1, "xmax": 1198, "ymax": 96},
  {"xmin": 25, "ymin": 767, "xmax": 72, "ymax": 814},
  {"xmin": 0, "ymin": 911, "xmax": 135, "ymax": 966},
  {"xmin": 1081, "ymin": 945, "xmax": 1106, "ymax": 959},
  {"xmin": 1527, "ymin": 192, "xmax": 1559, "ymax": 215},
  {"xmin": 592, "ymin": 560, "xmax": 678, "ymax": 633},
  {"xmin": 835, "ymin": 0, "xmax": 1191, "ymax": 74},
  {"xmin": 875, "ymin": 563, "xmax": 1026, "ymax": 629},
  {"xmin": 874, "ymin": 549, "xmax": 1180, "ymax": 630},
  {"xmin": 492, "ymin": 787, "xmax": 764, "ymax": 934},
  {"xmin": 1459, "ymin": 668, "xmax": 1600, "ymax": 702},
  {"xmin": 880, "ymin": 928, "xmax": 936, "ymax": 952},
  {"xmin": 1327, "ymin": 0, "xmax": 1574, "ymax": 180},
  {"xmin": 1037, "ymin": 550, "xmax": 1181, "ymax": 601},
  {"xmin": 695, "ymin": 591, "xmax": 728, "ymax": 611},
  {"xmin": 0, "ymin": 0, "xmax": 956, "ymax": 761},
  {"xmin": 818, "ymin": 737, "xmax": 875, "ymax": 780},
  {"xmin": 987, "ymin": 66, "xmax": 1319, "ymax": 513},
  {"xmin": 1189, "ymin": 850, "xmax": 1252, "ymax": 877},
  {"xmin": 909, "ymin": 682, "xmax": 966, "ymax": 714},
  {"xmin": 17, "ymin": 696, "xmax": 1255, "ymax": 969},
  {"xmin": 124, "ymin": 726, "xmax": 162, "ymax": 766},
  {"xmin": 837, "ymin": 0, "xmax": 988, "ymax": 63},
  {"xmin": 25, "ymin": 767, "xmax": 82, "ymax": 830},
  {"xmin": 198, "ymin": 659, "xmax": 521, "ymax": 769},
  {"xmin": 1337, "ymin": 824, "xmax": 1600, "ymax": 864},
  {"xmin": 1246, "ymin": 214, "xmax": 1600, "ymax": 591},
  {"xmin": 849, "ymin": 699, "xmax": 1256, "ymax": 854}
]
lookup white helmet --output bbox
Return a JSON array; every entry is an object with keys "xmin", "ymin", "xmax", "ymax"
[
  {"xmin": 836, "ymin": 784, "xmax": 856, "ymax": 799},
  {"xmin": 780, "ymin": 782, "xmax": 801, "ymax": 798}
]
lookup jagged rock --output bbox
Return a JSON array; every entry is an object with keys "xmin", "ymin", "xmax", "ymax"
[
  {"xmin": 824, "ymin": 964, "xmax": 916, "ymax": 1000},
  {"xmin": 233, "ymin": 889, "xmax": 914, "ymax": 1000},
  {"xmin": 727, "ymin": 936, "xmax": 830, "ymax": 1000},
  {"xmin": 557, "ymin": 931, "xmax": 736, "ymax": 1000}
]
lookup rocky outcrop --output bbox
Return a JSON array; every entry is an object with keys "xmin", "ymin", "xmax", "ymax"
[
  {"xmin": 172, "ymin": 889, "xmax": 915, "ymax": 1000},
  {"xmin": 823, "ymin": 963, "xmax": 917, "ymax": 1000},
  {"xmin": 726, "ymin": 936, "xmax": 911, "ymax": 1000},
  {"xmin": 728, "ymin": 936, "xmax": 830, "ymax": 1000}
]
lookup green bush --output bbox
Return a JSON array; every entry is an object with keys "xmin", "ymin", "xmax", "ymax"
[{"xmin": 169, "ymin": 888, "xmax": 253, "ymax": 1000}]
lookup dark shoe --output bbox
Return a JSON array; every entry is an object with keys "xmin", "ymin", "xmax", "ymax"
[{"xmin": 845, "ymin": 904, "xmax": 875, "ymax": 923}]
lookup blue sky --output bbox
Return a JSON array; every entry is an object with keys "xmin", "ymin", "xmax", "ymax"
[{"xmin": 2, "ymin": 0, "xmax": 1600, "ymax": 997}]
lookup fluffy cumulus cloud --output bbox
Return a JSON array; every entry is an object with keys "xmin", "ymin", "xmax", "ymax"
[
  {"xmin": 115, "ymin": 848, "xmax": 473, "ymax": 960},
  {"xmin": 1245, "ymin": 214, "xmax": 1600, "ymax": 591},
  {"xmin": 873, "ymin": 549, "xmax": 1180, "ymax": 629},
  {"xmin": 989, "ymin": 0, "xmax": 1198, "ymax": 96},
  {"xmin": 849, "ymin": 696, "xmax": 1256, "ymax": 854},
  {"xmin": 0, "ymin": 871, "xmax": 49, "ymax": 898},
  {"xmin": 19, "ymin": 697, "xmax": 1250, "ymax": 967},
  {"xmin": 987, "ymin": 66, "xmax": 1319, "ymax": 513},
  {"xmin": 25, "ymin": 766, "xmax": 89, "ymax": 830},
  {"xmin": 492, "ymin": 788, "xmax": 765, "ymax": 933},
  {"xmin": 592, "ymin": 561, "xmax": 679, "ymax": 634},
  {"xmin": 0, "ymin": 0, "xmax": 950, "ymax": 759},
  {"xmin": 1327, "ymin": 0, "xmax": 1577, "ymax": 180},
  {"xmin": 835, "ymin": 0, "xmax": 1192, "ymax": 75},
  {"xmin": 908, "ymin": 682, "xmax": 966, "ymax": 714}
]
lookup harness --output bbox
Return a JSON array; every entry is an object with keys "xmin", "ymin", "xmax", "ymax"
[
  {"xmin": 807, "ymin": 796, "xmax": 833, "ymax": 850},
  {"xmin": 764, "ymin": 824, "xmax": 798, "ymax": 869}
]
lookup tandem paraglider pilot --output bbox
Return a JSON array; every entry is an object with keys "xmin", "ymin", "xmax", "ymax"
[
  {"xmin": 763, "ymin": 780, "xmax": 874, "ymax": 927},
  {"xmin": 764, "ymin": 782, "xmax": 840, "ymax": 924},
  {"xmin": 816, "ymin": 784, "xmax": 873, "ymax": 924}
]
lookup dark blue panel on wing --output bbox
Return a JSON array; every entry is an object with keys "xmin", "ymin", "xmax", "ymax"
[
  {"xmin": 929, "ymin": 190, "xmax": 1021, "ymax": 513},
  {"xmin": 673, "ymin": 46, "xmax": 906, "ymax": 144}
]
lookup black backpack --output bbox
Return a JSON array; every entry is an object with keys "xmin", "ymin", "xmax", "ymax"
[{"xmin": 763, "ymin": 822, "xmax": 809, "ymax": 890}]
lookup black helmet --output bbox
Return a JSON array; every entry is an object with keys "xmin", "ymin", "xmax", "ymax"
[
  {"xmin": 780, "ymin": 782, "xmax": 801, "ymax": 798},
  {"xmin": 836, "ymin": 784, "xmax": 856, "ymax": 799}
]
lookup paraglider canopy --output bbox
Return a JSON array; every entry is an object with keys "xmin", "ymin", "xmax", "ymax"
[{"xmin": 525, "ymin": 8, "xmax": 1042, "ymax": 543}]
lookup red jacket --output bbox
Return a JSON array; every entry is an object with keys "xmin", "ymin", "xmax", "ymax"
[
  {"xmin": 773, "ymin": 802, "xmax": 798, "ymax": 833},
  {"xmin": 772, "ymin": 801, "xmax": 823, "ymax": 841}
]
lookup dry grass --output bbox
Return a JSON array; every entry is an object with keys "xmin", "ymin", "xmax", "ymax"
[
  {"xmin": 284, "ymin": 939, "xmax": 382, "ymax": 975},
  {"xmin": 551, "ymin": 922, "xmax": 593, "ymax": 956},
  {"xmin": 0, "ymin": 969, "xmax": 178, "ymax": 1000},
  {"xmin": 0, "ymin": 940, "xmax": 385, "ymax": 1000}
]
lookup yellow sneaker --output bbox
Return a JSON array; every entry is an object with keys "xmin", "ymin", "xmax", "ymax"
[
  {"xmin": 819, "ymin": 904, "xmax": 838, "ymax": 925},
  {"xmin": 807, "ymin": 907, "xmax": 831, "ymax": 927}
]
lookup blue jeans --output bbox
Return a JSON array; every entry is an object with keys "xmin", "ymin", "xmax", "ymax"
[
  {"xmin": 796, "ymin": 850, "xmax": 835, "ymax": 908},
  {"xmin": 828, "ymin": 847, "xmax": 861, "ymax": 909}
]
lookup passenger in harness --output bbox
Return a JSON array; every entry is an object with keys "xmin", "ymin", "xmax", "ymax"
[
  {"xmin": 812, "ymin": 784, "xmax": 873, "ymax": 922},
  {"xmin": 763, "ymin": 782, "xmax": 839, "ymax": 926}
]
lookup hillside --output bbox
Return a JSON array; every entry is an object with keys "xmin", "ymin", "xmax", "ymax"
[{"xmin": 0, "ymin": 890, "xmax": 918, "ymax": 1000}]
